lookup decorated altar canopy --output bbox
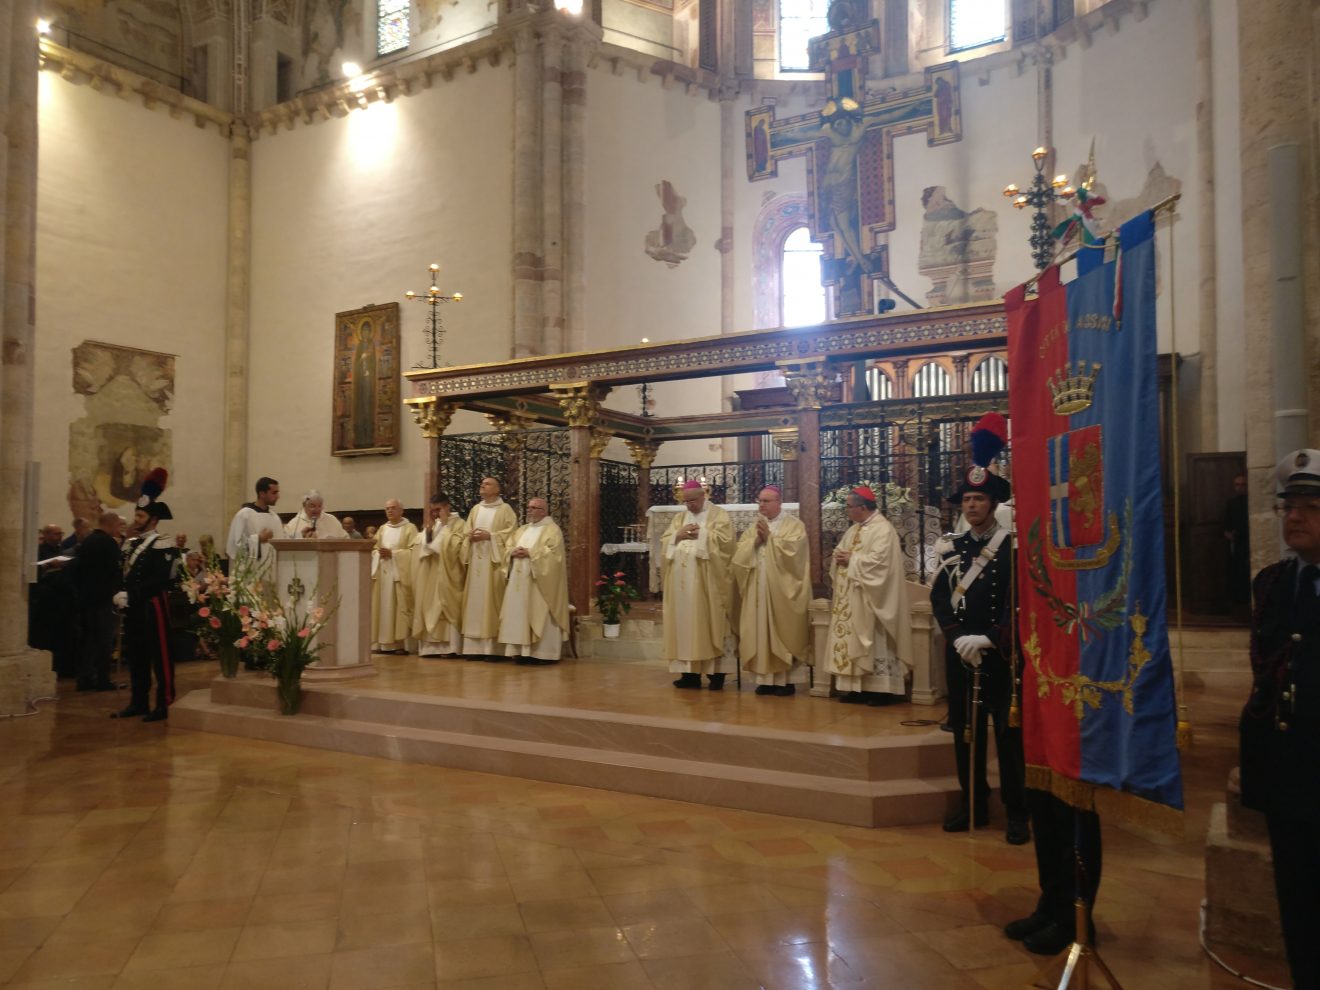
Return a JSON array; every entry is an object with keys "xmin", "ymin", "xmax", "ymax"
[{"xmin": 404, "ymin": 301, "xmax": 1009, "ymax": 614}]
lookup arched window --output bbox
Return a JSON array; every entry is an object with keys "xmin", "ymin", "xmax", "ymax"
[
  {"xmin": 781, "ymin": 226, "xmax": 827, "ymax": 327},
  {"xmin": 377, "ymin": 0, "xmax": 409, "ymax": 56},
  {"xmin": 949, "ymin": 0, "xmax": 1006, "ymax": 52},
  {"xmin": 912, "ymin": 361, "xmax": 952, "ymax": 397},
  {"xmin": 779, "ymin": 0, "xmax": 830, "ymax": 72},
  {"xmin": 970, "ymin": 355, "xmax": 1008, "ymax": 392},
  {"xmin": 865, "ymin": 367, "xmax": 894, "ymax": 400}
]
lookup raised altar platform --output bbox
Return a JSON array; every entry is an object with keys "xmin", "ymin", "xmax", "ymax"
[{"xmin": 171, "ymin": 656, "xmax": 975, "ymax": 828}]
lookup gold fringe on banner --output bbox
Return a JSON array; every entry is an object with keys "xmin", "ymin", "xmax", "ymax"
[
  {"xmin": 1176, "ymin": 719, "xmax": 1194, "ymax": 752},
  {"xmin": 1025, "ymin": 764, "xmax": 1185, "ymax": 837}
]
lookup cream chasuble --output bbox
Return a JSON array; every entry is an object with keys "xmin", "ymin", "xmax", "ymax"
[
  {"xmin": 825, "ymin": 512, "xmax": 913, "ymax": 695},
  {"xmin": 283, "ymin": 511, "xmax": 348, "ymax": 539},
  {"xmin": 731, "ymin": 513, "xmax": 811, "ymax": 685},
  {"xmin": 460, "ymin": 498, "xmax": 518, "ymax": 655},
  {"xmin": 371, "ymin": 519, "xmax": 420, "ymax": 650},
  {"xmin": 660, "ymin": 502, "xmax": 735, "ymax": 674},
  {"xmin": 498, "ymin": 518, "xmax": 569, "ymax": 661},
  {"xmin": 412, "ymin": 515, "xmax": 467, "ymax": 656}
]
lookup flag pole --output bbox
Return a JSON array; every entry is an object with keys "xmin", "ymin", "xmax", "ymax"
[{"xmin": 1033, "ymin": 813, "xmax": 1123, "ymax": 989}]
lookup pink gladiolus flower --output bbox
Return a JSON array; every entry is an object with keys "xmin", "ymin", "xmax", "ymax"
[
  {"xmin": 239, "ymin": 606, "xmax": 250, "ymax": 617},
  {"xmin": 311, "ymin": 608, "xmax": 324, "ymax": 622},
  {"xmin": 236, "ymin": 637, "xmax": 249, "ymax": 648},
  {"xmin": 297, "ymin": 628, "xmax": 310, "ymax": 639},
  {"xmin": 614, "ymin": 571, "xmax": 626, "ymax": 578},
  {"xmin": 198, "ymin": 607, "xmax": 211, "ymax": 618},
  {"xmin": 595, "ymin": 580, "xmax": 607, "ymax": 587},
  {"xmin": 267, "ymin": 639, "xmax": 280, "ymax": 651},
  {"xmin": 209, "ymin": 617, "xmax": 222, "ymax": 629}
]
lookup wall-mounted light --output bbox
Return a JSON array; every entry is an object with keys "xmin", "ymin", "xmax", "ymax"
[
  {"xmin": 36, "ymin": 18, "xmax": 52, "ymax": 35},
  {"xmin": 553, "ymin": 0, "xmax": 584, "ymax": 15}
]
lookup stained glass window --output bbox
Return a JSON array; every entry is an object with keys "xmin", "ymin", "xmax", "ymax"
[
  {"xmin": 377, "ymin": 0, "xmax": 410, "ymax": 56},
  {"xmin": 781, "ymin": 226, "xmax": 827, "ymax": 327},
  {"xmin": 778, "ymin": 0, "xmax": 830, "ymax": 72},
  {"xmin": 949, "ymin": 0, "xmax": 1006, "ymax": 52}
]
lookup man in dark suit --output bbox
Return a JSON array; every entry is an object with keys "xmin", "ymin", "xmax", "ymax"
[
  {"xmin": 1241, "ymin": 448, "xmax": 1320, "ymax": 990},
  {"xmin": 72, "ymin": 512, "xmax": 125, "ymax": 692}
]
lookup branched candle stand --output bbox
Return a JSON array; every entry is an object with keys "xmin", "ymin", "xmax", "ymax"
[
  {"xmin": 1003, "ymin": 147, "xmax": 1076, "ymax": 271},
  {"xmin": 405, "ymin": 263, "xmax": 462, "ymax": 369}
]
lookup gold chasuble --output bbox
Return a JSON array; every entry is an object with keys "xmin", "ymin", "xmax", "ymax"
[
  {"xmin": 371, "ymin": 519, "xmax": 420, "ymax": 651},
  {"xmin": 825, "ymin": 512, "xmax": 913, "ymax": 695},
  {"xmin": 731, "ymin": 514, "xmax": 811, "ymax": 682},
  {"xmin": 412, "ymin": 515, "xmax": 467, "ymax": 657},
  {"xmin": 661, "ymin": 502, "xmax": 735, "ymax": 673},
  {"xmin": 498, "ymin": 518, "xmax": 569, "ymax": 662},
  {"xmin": 460, "ymin": 498, "xmax": 518, "ymax": 655}
]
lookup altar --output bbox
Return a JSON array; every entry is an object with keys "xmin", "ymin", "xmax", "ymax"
[{"xmin": 269, "ymin": 538, "xmax": 376, "ymax": 680}]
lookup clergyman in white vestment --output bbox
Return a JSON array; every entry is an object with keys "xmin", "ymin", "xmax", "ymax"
[
  {"xmin": 824, "ymin": 486, "xmax": 913, "ymax": 705},
  {"xmin": 371, "ymin": 498, "xmax": 420, "ymax": 654},
  {"xmin": 731, "ymin": 486, "xmax": 811, "ymax": 696},
  {"xmin": 283, "ymin": 490, "xmax": 348, "ymax": 539},
  {"xmin": 460, "ymin": 477, "xmax": 518, "ymax": 658},
  {"xmin": 498, "ymin": 498, "xmax": 569, "ymax": 664},
  {"xmin": 412, "ymin": 493, "xmax": 466, "ymax": 657},
  {"xmin": 660, "ymin": 481, "xmax": 736, "ymax": 690},
  {"xmin": 225, "ymin": 476, "xmax": 283, "ymax": 580}
]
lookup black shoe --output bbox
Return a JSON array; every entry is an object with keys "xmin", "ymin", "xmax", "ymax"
[
  {"xmin": 707, "ymin": 674, "xmax": 726, "ymax": 691},
  {"xmin": 1005, "ymin": 818, "xmax": 1031, "ymax": 846},
  {"xmin": 92, "ymin": 680, "xmax": 119, "ymax": 692},
  {"xmin": 1004, "ymin": 913, "xmax": 1051, "ymax": 941},
  {"xmin": 942, "ymin": 807, "xmax": 990, "ymax": 832},
  {"xmin": 515, "ymin": 657, "xmax": 534, "ymax": 666},
  {"xmin": 673, "ymin": 673, "xmax": 702, "ymax": 689},
  {"xmin": 838, "ymin": 692, "xmax": 866, "ymax": 704},
  {"xmin": 774, "ymin": 684, "xmax": 796, "ymax": 697},
  {"xmin": 142, "ymin": 709, "xmax": 168, "ymax": 723},
  {"xmin": 864, "ymin": 692, "xmax": 897, "ymax": 707},
  {"xmin": 111, "ymin": 706, "xmax": 147, "ymax": 719},
  {"xmin": 76, "ymin": 678, "xmax": 95, "ymax": 692},
  {"xmin": 1023, "ymin": 922, "xmax": 1074, "ymax": 956},
  {"xmin": 754, "ymin": 685, "xmax": 775, "ymax": 696}
]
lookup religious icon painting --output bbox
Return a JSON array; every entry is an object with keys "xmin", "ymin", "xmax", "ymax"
[
  {"xmin": 332, "ymin": 302, "xmax": 401, "ymax": 457},
  {"xmin": 745, "ymin": 107, "xmax": 776, "ymax": 180},
  {"xmin": 925, "ymin": 63, "xmax": 962, "ymax": 146}
]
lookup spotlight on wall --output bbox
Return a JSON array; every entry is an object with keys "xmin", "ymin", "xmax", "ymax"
[
  {"xmin": 341, "ymin": 61, "xmax": 363, "ymax": 79},
  {"xmin": 36, "ymin": 18, "xmax": 52, "ymax": 35},
  {"xmin": 553, "ymin": 0, "xmax": 584, "ymax": 15}
]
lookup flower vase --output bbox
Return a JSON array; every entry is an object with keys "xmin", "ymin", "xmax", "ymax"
[
  {"xmin": 218, "ymin": 642, "xmax": 240, "ymax": 679},
  {"xmin": 603, "ymin": 623, "xmax": 621, "ymax": 639},
  {"xmin": 277, "ymin": 671, "xmax": 302, "ymax": 715}
]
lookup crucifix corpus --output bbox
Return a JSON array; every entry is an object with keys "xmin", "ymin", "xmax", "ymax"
[{"xmin": 746, "ymin": 0, "xmax": 963, "ymax": 317}]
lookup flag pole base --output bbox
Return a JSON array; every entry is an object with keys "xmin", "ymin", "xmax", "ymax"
[{"xmin": 1033, "ymin": 898, "xmax": 1123, "ymax": 990}]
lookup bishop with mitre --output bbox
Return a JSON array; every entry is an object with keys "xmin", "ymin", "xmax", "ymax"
[
  {"xmin": 825, "ymin": 485, "xmax": 913, "ymax": 705},
  {"xmin": 731, "ymin": 485, "xmax": 811, "ymax": 696},
  {"xmin": 661, "ymin": 480, "xmax": 736, "ymax": 690},
  {"xmin": 371, "ymin": 498, "xmax": 419, "ymax": 654},
  {"xmin": 412, "ymin": 492, "xmax": 467, "ymax": 658},
  {"xmin": 498, "ymin": 497, "xmax": 569, "ymax": 664},
  {"xmin": 460, "ymin": 476, "xmax": 518, "ymax": 658}
]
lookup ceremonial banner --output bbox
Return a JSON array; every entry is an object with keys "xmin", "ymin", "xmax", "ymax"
[{"xmin": 1006, "ymin": 212, "xmax": 1183, "ymax": 830}]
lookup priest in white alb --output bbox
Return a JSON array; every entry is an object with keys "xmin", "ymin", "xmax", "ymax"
[
  {"xmin": 498, "ymin": 497, "xmax": 568, "ymax": 665},
  {"xmin": 412, "ymin": 492, "xmax": 466, "ymax": 658},
  {"xmin": 825, "ymin": 485, "xmax": 913, "ymax": 705},
  {"xmin": 371, "ymin": 498, "xmax": 420, "ymax": 654},
  {"xmin": 225, "ymin": 476, "xmax": 283, "ymax": 577},
  {"xmin": 460, "ymin": 477, "xmax": 518, "ymax": 658},
  {"xmin": 283, "ymin": 490, "xmax": 348, "ymax": 539},
  {"xmin": 731, "ymin": 485, "xmax": 811, "ymax": 697},
  {"xmin": 661, "ymin": 480, "xmax": 735, "ymax": 690}
]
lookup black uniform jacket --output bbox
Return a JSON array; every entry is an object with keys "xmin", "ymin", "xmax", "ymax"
[
  {"xmin": 930, "ymin": 528, "xmax": 1015, "ymax": 656},
  {"xmin": 123, "ymin": 534, "xmax": 182, "ymax": 614},
  {"xmin": 1240, "ymin": 558, "xmax": 1320, "ymax": 822}
]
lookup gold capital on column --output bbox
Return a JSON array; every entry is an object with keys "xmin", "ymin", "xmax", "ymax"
[
  {"xmin": 778, "ymin": 357, "xmax": 833, "ymax": 410},
  {"xmin": 404, "ymin": 396, "xmax": 456, "ymax": 438},
  {"xmin": 589, "ymin": 428, "xmax": 612, "ymax": 459},
  {"xmin": 768, "ymin": 426, "xmax": 799, "ymax": 461},
  {"xmin": 550, "ymin": 381, "xmax": 612, "ymax": 427},
  {"xmin": 623, "ymin": 439, "xmax": 661, "ymax": 470}
]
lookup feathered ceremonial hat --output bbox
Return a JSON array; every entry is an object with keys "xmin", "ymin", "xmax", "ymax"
[
  {"xmin": 136, "ymin": 467, "xmax": 174, "ymax": 520},
  {"xmin": 949, "ymin": 414, "xmax": 1011, "ymax": 503}
]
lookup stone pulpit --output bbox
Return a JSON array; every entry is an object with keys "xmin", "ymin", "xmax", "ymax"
[{"xmin": 270, "ymin": 539, "xmax": 376, "ymax": 680}]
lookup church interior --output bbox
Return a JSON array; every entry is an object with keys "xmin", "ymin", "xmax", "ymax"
[{"xmin": 1, "ymin": 0, "xmax": 1317, "ymax": 985}]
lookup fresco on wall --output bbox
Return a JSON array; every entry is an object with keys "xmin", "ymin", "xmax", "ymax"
[
  {"xmin": 918, "ymin": 186, "xmax": 998, "ymax": 306},
  {"xmin": 46, "ymin": 0, "xmax": 184, "ymax": 88},
  {"xmin": 333, "ymin": 302, "xmax": 401, "ymax": 457},
  {"xmin": 67, "ymin": 341, "xmax": 175, "ymax": 522},
  {"xmin": 644, "ymin": 180, "xmax": 697, "ymax": 268},
  {"xmin": 301, "ymin": 0, "xmax": 360, "ymax": 88}
]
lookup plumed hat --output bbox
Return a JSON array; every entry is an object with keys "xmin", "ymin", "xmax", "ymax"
[
  {"xmin": 136, "ymin": 467, "xmax": 174, "ymax": 521},
  {"xmin": 949, "ymin": 414, "xmax": 1012, "ymax": 504}
]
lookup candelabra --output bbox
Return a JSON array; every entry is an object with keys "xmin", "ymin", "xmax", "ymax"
[
  {"xmin": 405, "ymin": 263, "xmax": 462, "ymax": 369},
  {"xmin": 1003, "ymin": 147, "xmax": 1076, "ymax": 271},
  {"xmin": 637, "ymin": 337, "xmax": 653, "ymax": 417}
]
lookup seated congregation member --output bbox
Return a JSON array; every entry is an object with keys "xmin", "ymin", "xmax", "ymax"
[
  {"xmin": 824, "ymin": 486, "xmax": 912, "ymax": 705},
  {"xmin": 284, "ymin": 490, "xmax": 348, "ymax": 539},
  {"xmin": 371, "ymin": 499, "xmax": 419, "ymax": 655},
  {"xmin": 226, "ymin": 476, "xmax": 282, "ymax": 576},
  {"xmin": 460, "ymin": 477, "xmax": 517, "ymax": 659},
  {"xmin": 412, "ymin": 493, "xmax": 467, "ymax": 658},
  {"xmin": 661, "ymin": 481, "xmax": 735, "ymax": 690},
  {"xmin": 498, "ymin": 497, "xmax": 569, "ymax": 665},
  {"xmin": 731, "ymin": 486, "xmax": 810, "ymax": 696}
]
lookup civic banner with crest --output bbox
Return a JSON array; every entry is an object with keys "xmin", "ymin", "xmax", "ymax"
[{"xmin": 1006, "ymin": 211, "xmax": 1183, "ymax": 831}]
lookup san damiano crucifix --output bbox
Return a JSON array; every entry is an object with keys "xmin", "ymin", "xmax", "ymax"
[{"xmin": 746, "ymin": 0, "xmax": 963, "ymax": 317}]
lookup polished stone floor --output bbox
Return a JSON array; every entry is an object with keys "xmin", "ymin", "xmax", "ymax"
[{"xmin": 0, "ymin": 660, "xmax": 1291, "ymax": 989}]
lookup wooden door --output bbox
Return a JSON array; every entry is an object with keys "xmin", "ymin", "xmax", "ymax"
[{"xmin": 1182, "ymin": 452, "xmax": 1247, "ymax": 620}]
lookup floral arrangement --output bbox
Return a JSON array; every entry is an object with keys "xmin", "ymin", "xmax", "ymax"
[
  {"xmin": 248, "ymin": 590, "xmax": 337, "ymax": 715},
  {"xmin": 181, "ymin": 553, "xmax": 266, "ymax": 678},
  {"xmin": 595, "ymin": 571, "xmax": 639, "ymax": 626},
  {"xmin": 823, "ymin": 480, "xmax": 914, "ymax": 513}
]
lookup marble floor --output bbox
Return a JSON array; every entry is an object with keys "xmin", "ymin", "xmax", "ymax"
[{"xmin": 0, "ymin": 659, "xmax": 1291, "ymax": 990}]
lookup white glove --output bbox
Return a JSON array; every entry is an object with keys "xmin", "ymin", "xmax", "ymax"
[
  {"xmin": 112, "ymin": 591, "xmax": 129, "ymax": 609},
  {"xmin": 954, "ymin": 634, "xmax": 993, "ymax": 664}
]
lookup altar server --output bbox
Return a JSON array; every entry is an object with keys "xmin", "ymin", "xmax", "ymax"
[
  {"xmin": 371, "ymin": 498, "xmax": 419, "ymax": 654},
  {"xmin": 226, "ymin": 476, "xmax": 283, "ymax": 574},
  {"xmin": 498, "ymin": 497, "xmax": 569, "ymax": 664},
  {"xmin": 661, "ymin": 480, "xmax": 736, "ymax": 690},
  {"xmin": 460, "ymin": 477, "xmax": 518, "ymax": 658},
  {"xmin": 284, "ymin": 490, "xmax": 348, "ymax": 539},
  {"xmin": 412, "ymin": 492, "xmax": 467, "ymax": 657}
]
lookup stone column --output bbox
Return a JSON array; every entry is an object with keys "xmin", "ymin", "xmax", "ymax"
[
  {"xmin": 552, "ymin": 383, "xmax": 610, "ymax": 614},
  {"xmin": 780, "ymin": 359, "xmax": 832, "ymax": 596},
  {"xmin": 718, "ymin": 92, "xmax": 737, "ymax": 459},
  {"xmin": 562, "ymin": 26, "xmax": 596, "ymax": 354},
  {"xmin": 769, "ymin": 426, "xmax": 799, "ymax": 504},
  {"xmin": 222, "ymin": 120, "xmax": 252, "ymax": 517},
  {"xmin": 623, "ymin": 439, "xmax": 660, "ymax": 526},
  {"xmin": 511, "ymin": 24, "xmax": 542, "ymax": 359},
  {"xmin": 540, "ymin": 22, "xmax": 565, "ymax": 356},
  {"xmin": 1194, "ymin": 0, "xmax": 1218, "ymax": 451},
  {"xmin": 0, "ymin": 1, "xmax": 55, "ymax": 715},
  {"xmin": 405, "ymin": 397, "xmax": 456, "ymax": 507},
  {"xmin": 891, "ymin": 358, "xmax": 910, "ymax": 399},
  {"xmin": 487, "ymin": 410, "xmax": 537, "ymax": 504},
  {"xmin": 1238, "ymin": 0, "xmax": 1318, "ymax": 571}
]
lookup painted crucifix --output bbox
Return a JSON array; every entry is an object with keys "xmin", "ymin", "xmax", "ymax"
[{"xmin": 746, "ymin": 0, "xmax": 962, "ymax": 317}]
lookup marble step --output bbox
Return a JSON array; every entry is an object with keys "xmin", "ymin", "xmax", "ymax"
[{"xmin": 172, "ymin": 687, "xmax": 963, "ymax": 828}]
